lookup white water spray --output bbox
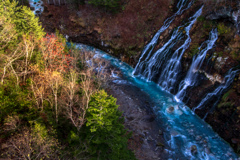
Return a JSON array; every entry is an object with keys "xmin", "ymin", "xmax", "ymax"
[
  {"xmin": 158, "ymin": 6, "xmax": 203, "ymax": 92},
  {"xmin": 133, "ymin": 0, "xmax": 193, "ymax": 76},
  {"xmin": 174, "ymin": 29, "xmax": 218, "ymax": 102},
  {"xmin": 193, "ymin": 68, "xmax": 240, "ymax": 119}
]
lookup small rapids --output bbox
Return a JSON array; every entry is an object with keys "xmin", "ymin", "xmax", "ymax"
[
  {"xmin": 71, "ymin": 0, "xmax": 239, "ymax": 159},
  {"xmin": 74, "ymin": 43, "xmax": 239, "ymax": 160},
  {"xmin": 29, "ymin": 0, "xmax": 239, "ymax": 158},
  {"xmin": 28, "ymin": 0, "xmax": 44, "ymax": 15}
]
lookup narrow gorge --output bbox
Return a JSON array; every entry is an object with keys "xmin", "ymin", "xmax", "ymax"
[{"xmin": 31, "ymin": 0, "xmax": 240, "ymax": 159}]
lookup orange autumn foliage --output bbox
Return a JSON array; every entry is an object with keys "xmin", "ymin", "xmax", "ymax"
[{"xmin": 39, "ymin": 33, "xmax": 73, "ymax": 73}]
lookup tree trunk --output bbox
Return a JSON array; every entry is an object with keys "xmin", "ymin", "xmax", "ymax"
[{"xmin": 54, "ymin": 93, "xmax": 58, "ymax": 123}]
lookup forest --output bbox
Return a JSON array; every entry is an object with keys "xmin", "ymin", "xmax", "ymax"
[{"xmin": 0, "ymin": 0, "xmax": 136, "ymax": 159}]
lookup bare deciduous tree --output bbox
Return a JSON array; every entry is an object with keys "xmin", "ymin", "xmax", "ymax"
[
  {"xmin": 62, "ymin": 50, "xmax": 109, "ymax": 131},
  {"xmin": 46, "ymin": 71, "xmax": 63, "ymax": 123},
  {"xmin": 21, "ymin": 36, "xmax": 36, "ymax": 81},
  {"xmin": 30, "ymin": 67, "xmax": 50, "ymax": 110},
  {"xmin": 0, "ymin": 45, "xmax": 23, "ymax": 85},
  {"xmin": 2, "ymin": 125, "xmax": 59, "ymax": 160}
]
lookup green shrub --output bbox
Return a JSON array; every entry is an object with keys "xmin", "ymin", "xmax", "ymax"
[
  {"xmin": 188, "ymin": 43, "xmax": 199, "ymax": 57},
  {"xmin": 217, "ymin": 23, "xmax": 231, "ymax": 35},
  {"xmin": 197, "ymin": 15, "xmax": 205, "ymax": 22},
  {"xmin": 88, "ymin": 0, "xmax": 121, "ymax": 11},
  {"xmin": 0, "ymin": 81, "xmax": 37, "ymax": 123}
]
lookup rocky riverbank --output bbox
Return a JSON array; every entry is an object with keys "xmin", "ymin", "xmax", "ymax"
[
  {"xmin": 106, "ymin": 81, "xmax": 170, "ymax": 160},
  {"xmin": 38, "ymin": 0, "xmax": 240, "ymax": 154}
]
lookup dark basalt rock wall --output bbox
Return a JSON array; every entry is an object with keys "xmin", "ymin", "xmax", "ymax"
[
  {"xmin": 205, "ymin": 3, "xmax": 240, "ymax": 34},
  {"xmin": 39, "ymin": 0, "xmax": 240, "ymax": 154}
]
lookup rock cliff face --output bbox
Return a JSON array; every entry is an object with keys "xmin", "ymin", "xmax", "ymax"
[{"xmin": 39, "ymin": 0, "xmax": 240, "ymax": 154}]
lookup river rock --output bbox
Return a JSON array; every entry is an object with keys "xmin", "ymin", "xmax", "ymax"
[
  {"xmin": 190, "ymin": 145, "xmax": 197, "ymax": 154},
  {"xmin": 188, "ymin": 129, "xmax": 194, "ymax": 136},
  {"xmin": 206, "ymin": 6, "xmax": 232, "ymax": 21},
  {"xmin": 159, "ymin": 129, "xmax": 163, "ymax": 135},
  {"xmin": 170, "ymin": 130, "xmax": 179, "ymax": 136},
  {"xmin": 166, "ymin": 106, "xmax": 174, "ymax": 113},
  {"xmin": 177, "ymin": 110, "xmax": 183, "ymax": 115},
  {"xmin": 227, "ymin": 151, "xmax": 232, "ymax": 156},
  {"xmin": 126, "ymin": 114, "xmax": 135, "ymax": 121},
  {"xmin": 156, "ymin": 142, "xmax": 164, "ymax": 147},
  {"xmin": 142, "ymin": 115, "xmax": 155, "ymax": 122},
  {"xmin": 167, "ymin": 98, "xmax": 172, "ymax": 102},
  {"xmin": 204, "ymin": 147, "xmax": 211, "ymax": 154},
  {"xmin": 195, "ymin": 135, "xmax": 202, "ymax": 141}
]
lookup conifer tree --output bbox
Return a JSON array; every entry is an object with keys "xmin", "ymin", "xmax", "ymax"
[
  {"xmin": 85, "ymin": 90, "xmax": 136, "ymax": 160},
  {"xmin": 0, "ymin": 0, "xmax": 44, "ymax": 41}
]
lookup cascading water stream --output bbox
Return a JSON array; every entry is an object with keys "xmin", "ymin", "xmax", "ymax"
[
  {"xmin": 133, "ymin": 0, "xmax": 193, "ymax": 76},
  {"xmin": 174, "ymin": 28, "xmax": 218, "ymax": 102},
  {"xmin": 232, "ymin": 10, "xmax": 240, "ymax": 34},
  {"xmin": 73, "ymin": 4, "xmax": 239, "ymax": 158},
  {"xmin": 134, "ymin": 6, "xmax": 203, "ymax": 83},
  {"xmin": 29, "ymin": 0, "xmax": 239, "ymax": 158},
  {"xmin": 70, "ymin": 1, "xmax": 239, "ymax": 158},
  {"xmin": 158, "ymin": 6, "xmax": 203, "ymax": 92},
  {"xmin": 193, "ymin": 68, "xmax": 240, "ymax": 119},
  {"xmin": 138, "ymin": 27, "xmax": 184, "ymax": 81},
  {"xmin": 74, "ymin": 43, "xmax": 239, "ymax": 159}
]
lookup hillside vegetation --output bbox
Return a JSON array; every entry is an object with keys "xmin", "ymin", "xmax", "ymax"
[{"xmin": 0, "ymin": 1, "xmax": 136, "ymax": 159}]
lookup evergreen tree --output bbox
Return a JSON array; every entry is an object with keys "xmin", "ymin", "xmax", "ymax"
[
  {"xmin": 0, "ymin": 0, "xmax": 44, "ymax": 40},
  {"xmin": 84, "ymin": 90, "xmax": 136, "ymax": 160}
]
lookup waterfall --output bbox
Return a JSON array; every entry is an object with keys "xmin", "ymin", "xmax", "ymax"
[
  {"xmin": 137, "ymin": 27, "xmax": 184, "ymax": 82},
  {"xmin": 29, "ymin": 0, "xmax": 239, "ymax": 157},
  {"xmin": 133, "ymin": 0, "xmax": 238, "ymax": 121},
  {"xmin": 174, "ymin": 29, "xmax": 218, "ymax": 102},
  {"xmin": 232, "ymin": 10, "xmax": 240, "ymax": 34},
  {"xmin": 74, "ymin": 43, "xmax": 239, "ymax": 160},
  {"xmin": 158, "ymin": 6, "xmax": 203, "ymax": 93},
  {"xmin": 193, "ymin": 68, "xmax": 240, "ymax": 119},
  {"xmin": 133, "ymin": 0, "xmax": 193, "ymax": 76},
  {"xmin": 134, "ymin": 7, "xmax": 204, "ymax": 84}
]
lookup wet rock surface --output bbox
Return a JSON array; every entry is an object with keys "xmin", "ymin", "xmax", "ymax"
[
  {"xmin": 105, "ymin": 81, "xmax": 171, "ymax": 160},
  {"xmin": 38, "ymin": 0, "xmax": 240, "ymax": 155}
]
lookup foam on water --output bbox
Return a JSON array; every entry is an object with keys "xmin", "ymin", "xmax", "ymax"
[
  {"xmin": 28, "ymin": 0, "xmax": 44, "ymax": 15},
  {"xmin": 74, "ymin": 43, "xmax": 239, "ymax": 160}
]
